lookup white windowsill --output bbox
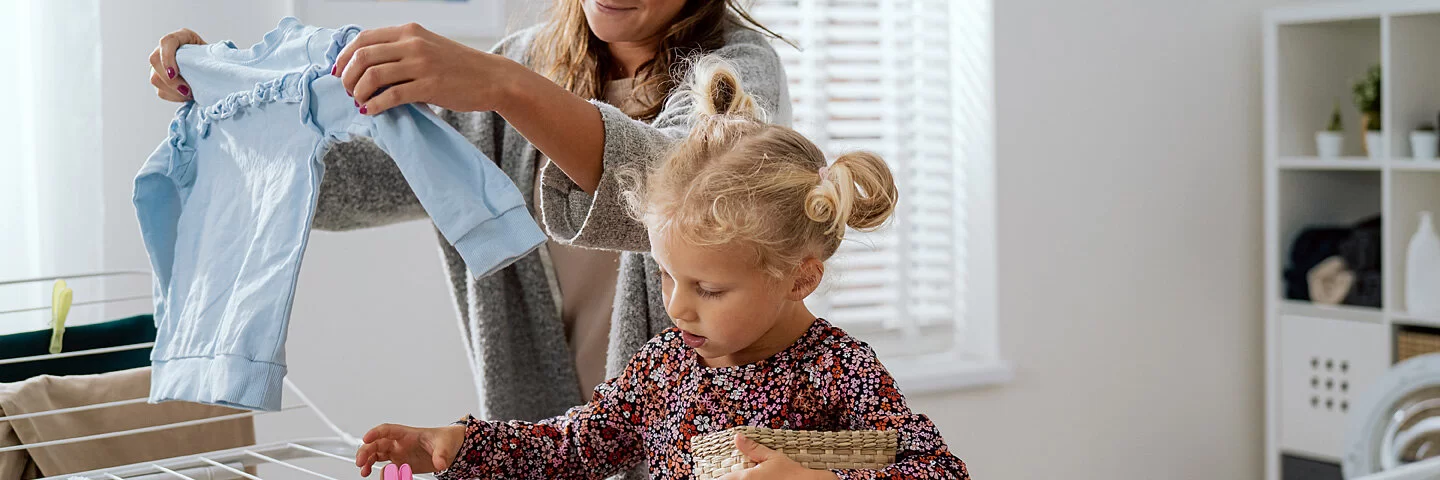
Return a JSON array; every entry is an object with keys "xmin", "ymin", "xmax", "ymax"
[{"xmin": 891, "ymin": 359, "xmax": 1014, "ymax": 396}]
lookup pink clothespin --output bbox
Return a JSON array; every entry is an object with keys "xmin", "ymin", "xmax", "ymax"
[{"xmin": 382, "ymin": 463, "xmax": 413, "ymax": 480}]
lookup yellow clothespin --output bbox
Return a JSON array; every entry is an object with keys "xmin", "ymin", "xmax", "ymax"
[{"xmin": 50, "ymin": 279, "xmax": 72, "ymax": 354}]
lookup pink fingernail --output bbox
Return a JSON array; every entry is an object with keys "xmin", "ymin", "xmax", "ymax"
[
  {"xmin": 382, "ymin": 463, "xmax": 398, "ymax": 480},
  {"xmin": 330, "ymin": 65, "xmax": 337, "ymax": 76},
  {"xmin": 177, "ymin": 84, "xmax": 190, "ymax": 96},
  {"xmin": 166, "ymin": 67, "xmax": 175, "ymax": 79},
  {"xmin": 359, "ymin": 104, "xmax": 368, "ymax": 115},
  {"xmin": 353, "ymin": 100, "xmax": 359, "ymax": 107},
  {"xmin": 399, "ymin": 464, "xmax": 413, "ymax": 480}
]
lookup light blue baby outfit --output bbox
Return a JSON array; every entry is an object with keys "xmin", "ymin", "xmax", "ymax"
[{"xmin": 134, "ymin": 18, "xmax": 544, "ymax": 411}]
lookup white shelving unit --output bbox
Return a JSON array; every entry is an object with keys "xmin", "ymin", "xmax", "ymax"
[{"xmin": 1265, "ymin": 2, "xmax": 1440, "ymax": 479}]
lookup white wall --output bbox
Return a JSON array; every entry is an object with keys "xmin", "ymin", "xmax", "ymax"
[
  {"xmin": 98, "ymin": 0, "xmax": 541, "ymax": 455},
  {"xmin": 907, "ymin": 0, "xmax": 1290, "ymax": 478}
]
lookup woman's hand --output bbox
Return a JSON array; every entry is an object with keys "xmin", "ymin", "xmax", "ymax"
[
  {"xmin": 716, "ymin": 435, "xmax": 841, "ymax": 480},
  {"xmin": 355, "ymin": 422, "xmax": 466, "ymax": 476},
  {"xmin": 333, "ymin": 23, "xmax": 520, "ymax": 116},
  {"xmin": 148, "ymin": 28, "xmax": 206, "ymax": 102}
]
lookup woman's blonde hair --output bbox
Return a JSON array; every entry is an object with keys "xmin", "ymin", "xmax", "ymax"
[
  {"xmin": 529, "ymin": 0, "xmax": 783, "ymax": 120},
  {"xmin": 624, "ymin": 56, "xmax": 899, "ymax": 278}
]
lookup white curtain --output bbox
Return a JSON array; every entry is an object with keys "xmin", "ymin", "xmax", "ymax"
[{"xmin": 0, "ymin": 0, "xmax": 106, "ymax": 335}]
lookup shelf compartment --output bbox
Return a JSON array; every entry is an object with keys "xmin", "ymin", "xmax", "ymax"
[
  {"xmin": 1396, "ymin": 324, "xmax": 1440, "ymax": 363},
  {"xmin": 1278, "ymin": 314, "xmax": 1388, "ymax": 459},
  {"xmin": 1389, "ymin": 171, "xmax": 1440, "ymax": 312},
  {"xmin": 1388, "ymin": 13, "xmax": 1440, "ymax": 159},
  {"xmin": 1278, "ymin": 170, "xmax": 1383, "ymax": 307},
  {"xmin": 1278, "ymin": 19, "xmax": 1381, "ymax": 158}
]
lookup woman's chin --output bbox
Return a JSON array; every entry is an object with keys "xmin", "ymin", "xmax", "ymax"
[
  {"xmin": 591, "ymin": 30, "xmax": 639, "ymax": 44},
  {"xmin": 584, "ymin": 21, "xmax": 652, "ymax": 45}
]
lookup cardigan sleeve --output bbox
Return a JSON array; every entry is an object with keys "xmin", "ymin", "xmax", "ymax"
[
  {"xmin": 311, "ymin": 28, "xmax": 535, "ymax": 231},
  {"xmin": 537, "ymin": 26, "xmax": 792, "ymax": 252}
]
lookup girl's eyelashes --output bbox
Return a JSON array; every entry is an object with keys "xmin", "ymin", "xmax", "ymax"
[
  {"xmin": 659, "ymin": 268, "xmax": 722, "ymax": 298},
  {"xmin": 696, "ymin": 286, "xmax": 724, "ymax": 298}
]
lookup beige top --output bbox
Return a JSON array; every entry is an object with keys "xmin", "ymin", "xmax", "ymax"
[{"xmin": 533, "ymin": 78, "xmax": 637, "ymax": 399}]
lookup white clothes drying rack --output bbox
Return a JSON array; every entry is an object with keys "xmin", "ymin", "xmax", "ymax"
[{"xmin": 0, "ymin": 271, "xmax": 422, "ymax": 480}]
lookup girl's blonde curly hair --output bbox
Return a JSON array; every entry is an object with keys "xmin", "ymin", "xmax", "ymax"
[{"xmin": 623, "ymin": 55, "xmax": 900, "ymax": 278}]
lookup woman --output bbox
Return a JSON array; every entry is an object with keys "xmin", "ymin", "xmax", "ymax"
[{"xmin": 147, "ymin": 0, "xmax": 790, "ymax": 424}]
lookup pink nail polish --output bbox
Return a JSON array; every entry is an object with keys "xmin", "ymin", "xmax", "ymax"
[
  {"xmin": 353, "ymin": 100, "xmax": 359, "ymax": 107},
  {"xmin": 382, "ymin": 463, "xmax": 398, "ymax": 480},
  {"xmin": 330, "ymin": 65, "xmax": 337, "ymax": 76},
  {"xmin": 177, "ymin": 84, "xmax": 190, "ymax": 96},
  {"xmin": 166, "ymin": 67, "xmax": 175, "ymax": 79},
  {"xmin": 359, "ymin": 104, "xmax": 368, "ymax": 115},
  {"xmin": 399, "ymin": 464, "xmax": 413, "ymax": 480}
]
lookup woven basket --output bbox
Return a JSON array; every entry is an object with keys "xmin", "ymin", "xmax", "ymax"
[
  {"xmin": 1397, "ymin": 328, "xmax": 1440, "ymax": 363},
  {"xmin": 690, "ymin": 426, "xmax": 897, "ymax": 479}
]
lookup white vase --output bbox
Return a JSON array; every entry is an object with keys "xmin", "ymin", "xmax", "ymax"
[
  {"xmin": 1412, "ymin": 131, "xmax": 1438, "ymax": 159},
  {"xmin": 1406, "ymin": 212, "xmax": 1440, "ymax": 316},
  {"xmin": 1366, "ymin": 131, "xmax": 1385, "ymax": 159},
  {"xmin": 1316, "ymin": 131, "xmax": 1344, "ymax": 158}
]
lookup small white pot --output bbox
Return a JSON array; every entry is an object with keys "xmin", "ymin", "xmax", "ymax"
[
  {"xmin": 1412, "ymin": 131, "xmax": 1438, "ymax": 159},
  {"xmin": 1316, "ymin": 131, "xmax": 1344, "ymax": 158},
  {"xmin": 1366, "ymin": 131, "xmax": 1385, "ymax": 159}
]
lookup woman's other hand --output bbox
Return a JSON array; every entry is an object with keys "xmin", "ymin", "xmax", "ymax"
[
  {"xmin": 333, "ymin": 23, "xmax": 521, "ymax": 116},
  {"xmin": 148, "ymin": 28, "xmax": 205, "ymax": 102}
]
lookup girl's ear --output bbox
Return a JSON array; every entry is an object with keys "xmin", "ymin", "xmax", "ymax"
[{"xmin": 787, "ymin": 257, "xmax": 824, "ymax": 301}]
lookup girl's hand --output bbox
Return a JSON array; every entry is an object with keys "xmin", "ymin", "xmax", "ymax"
[
  {"xmin": 355, "ymin": 422, "xmax": 466, "ymax": 476},
  {"xmin": 332, "ymin": 23, "xmax": 521, "ymax": 116},
  {"xmin": 716, "ymin": 435, "xmax": 841, "ymax": 480},
  {"xmin": 148, "ymin": 28, "xmax": 205, "ymax": 102}
]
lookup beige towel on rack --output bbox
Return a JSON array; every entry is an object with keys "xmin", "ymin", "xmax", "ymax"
[
  {"xmin": 0, "ymin": 367, "xmax": 255, "ymax": 477},
  {"xmin": 0, "ymin": 422, "xmax": 40, "ymax": 480}
]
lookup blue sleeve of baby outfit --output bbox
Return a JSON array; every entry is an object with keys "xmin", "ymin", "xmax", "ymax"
[
  {"xmin": 307, "ymin": 27, "xmax": 544, "ymax": 278},
  {"xmin": 359, "ymin": 103, "xmax": 544, "ymax": 277},
  {"xmin": 133, "ymin": 103, "xmax": 197, "ymax": 326}
]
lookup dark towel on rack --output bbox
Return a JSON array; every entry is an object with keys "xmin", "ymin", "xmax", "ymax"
[{"xmin": 0, "ymin": 314, "xmax": 156, "ymax": 383}]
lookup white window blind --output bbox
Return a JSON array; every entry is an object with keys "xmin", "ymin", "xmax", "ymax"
[{"xmin": 750, "ymin": 0, "xmax": 993, "ymax": 364}]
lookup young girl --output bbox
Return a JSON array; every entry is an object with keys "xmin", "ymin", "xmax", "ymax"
[{"xmin": 353, "ymin": 58, "xmax": 970, "ymax": 480}]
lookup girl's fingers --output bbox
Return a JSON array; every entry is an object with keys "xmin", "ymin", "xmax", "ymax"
[
  {"xmin": 355, "ymin": 444, "xmax": 378, "ymax": 476},
  {"xmin": 364, "ymin": 423, "xmax": 403, "ymax": 443}
]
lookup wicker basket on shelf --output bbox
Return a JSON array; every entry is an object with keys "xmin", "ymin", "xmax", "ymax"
[
  {"xmin": 690, "ymin": 426, "xmax": 897, "ymax": 479},
  {"xmin": 1397, "ymin": 327, "xmax": 1440, "ymax": 364}
]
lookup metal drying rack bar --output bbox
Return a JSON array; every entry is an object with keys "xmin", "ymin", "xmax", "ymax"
[{"xmin": 0, "ymin": 271, "xmax": 423, "ymax": 480}]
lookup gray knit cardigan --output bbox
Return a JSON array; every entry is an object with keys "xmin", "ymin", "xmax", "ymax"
[{"xmin": 310, "ymin": 23, "xmax": 790, "ymax": 424}]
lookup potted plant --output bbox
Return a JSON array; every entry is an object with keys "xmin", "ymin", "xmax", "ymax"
[
  {"xmin": 1353, "ymin": 64, "xmax": 1382, "ymax": 159},
  {"xmin": 1413, "ymin": 122, "xmax": 1437, "ymax": 159},
  {"xmin": 1317, "ymin": 104, "xmax": 1345, "ymax": 158}
]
